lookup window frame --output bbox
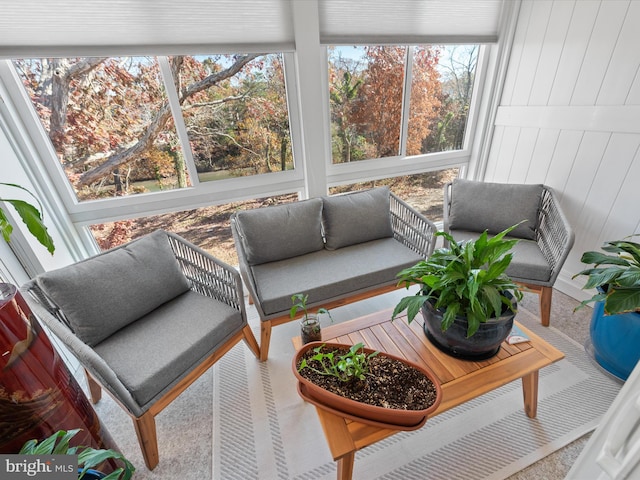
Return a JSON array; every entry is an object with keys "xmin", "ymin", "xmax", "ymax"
[
  {"xmin": 1, "ymin": 51, "xmax": 306, "ymax": 230},
  {"xmin": 324, "ymin": 43, "xmax": 490, "ymax": 189}
]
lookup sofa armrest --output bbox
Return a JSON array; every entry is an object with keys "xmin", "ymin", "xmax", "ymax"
[
  {"xmin": 166, "ymin": 231, "xmax": 246, "ymax": 320},
  {"xmin": 536, "ymin": 187, "xmax": 575, "ymax": 285},
  {"xmin": 390, "ymin": 192, "xmax": 437, "ymax": 258},
  {"xmin": 230, "ymin": 215, "xmax": 264, "ymax": 316}
]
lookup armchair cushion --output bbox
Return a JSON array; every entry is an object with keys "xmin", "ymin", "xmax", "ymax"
[
  {"xmin": 448, "ymin": 179, "xmax": 543, "ymax": 240},
  {"xmin": 322, "ymin": 187, "xmax": 393, "ymax": 250},
  {"xmin": 234, "ymin": 198, "xmax": 324, "ymax": 265},
  {"xmin": 36, "ymin": 230, "xmax": 190, "ymax": 346},
  {"xmin": 93, "ymin": 290, "xmax": 243, "ymax": 407},
  {"xmin": 449, "ymin": 230, "xmax": 552, "ymax": 282}
]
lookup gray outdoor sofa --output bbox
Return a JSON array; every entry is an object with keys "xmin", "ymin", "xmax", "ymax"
[{"xmin": 230, "ymin": 186, "xmax": 438, "ymax": 360}]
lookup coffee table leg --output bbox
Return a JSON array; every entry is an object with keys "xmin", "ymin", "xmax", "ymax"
[
  {"xmin": 337, "ymin": 452, "xmax": 355, "ymax": 480},
  {"xmin": 522, "ymin": 370, "xmax": 539, "ymax": 418}
]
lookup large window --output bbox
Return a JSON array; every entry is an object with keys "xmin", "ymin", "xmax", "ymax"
[
  {"xmin": 328, "ymin": 45, "xmax": 478, "ymax": 163},
  {"xmin": 13, "ymin": 53, "xmax": 293, "ymax": 202}
]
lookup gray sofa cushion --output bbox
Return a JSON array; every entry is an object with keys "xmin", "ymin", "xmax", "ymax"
[
  {"xmin": 250, "ymin": 237, "xmax": 422, "ymax": 316},
  {"xmin": 449, "ymin": 230, "xmax": 552, "ymax": 283},
  {"xmin": 322, "ymin": 187, "xmax": 393, "ymax": 250},
  {"xmin": 449, "ymin": 179, "xmax": 543, "ymax": 240},
  {"xmin": 94, "ymin": 291, "xmax": 243, "ymax": 408},
  {"xmin": 235, "ymin": 198, "xmax": 324, "ymax": 265},
  {"xmin": 36, "ymin": 230, "xmax": 190, "ymax": 346}
]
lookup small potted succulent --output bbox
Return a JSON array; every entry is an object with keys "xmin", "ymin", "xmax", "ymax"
[
  {"xmin": 573, "ymin": 235, "xmax": 640, "ymax": 380},
  {"xmin": 392, "ymin": 224, "xmax": 523, "ymax": 359},
  {"xmin": 290, "ymin": 293, "xmax": 333, "ymax": 344},
  {"xmin": 20, "ymin": 429, "xmax": 135, "ymax": 479}
]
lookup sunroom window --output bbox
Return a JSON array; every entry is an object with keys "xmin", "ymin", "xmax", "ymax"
[
  {"xmin": 328, "ymin": 45, "xmax": 478, "ymax": 164},
  {"xmin": 12, "ymin": 53, "xmax": 293, "ymax": 202}
]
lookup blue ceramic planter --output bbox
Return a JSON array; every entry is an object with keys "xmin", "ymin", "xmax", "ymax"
[{"xmin": 590, "ymin": 301, "xmax": 640, "ymax": 381}]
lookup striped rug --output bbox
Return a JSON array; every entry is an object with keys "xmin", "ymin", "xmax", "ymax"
[{"xmin": 94, "ymin": 301, "xmax": 621, "ymax": 479}]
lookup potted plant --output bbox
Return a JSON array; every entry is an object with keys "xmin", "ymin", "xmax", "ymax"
[
  {"xmin": 290, "ymin": 293, "xmax": 333, "ymax": 344},
  {"xmin": 20, "ymin": 429, "xmax": 135, "ymax": 479},
  {"xmin": 573, "ymin": 235, "xmax": 640, "ymax": 380},
  {"xmin": 293, "ymin": 341, "xmax": 442, "ymax": 428},
  {"xmin": 392, "ymin": 225, "xmax": 523, "ymax": 359}
]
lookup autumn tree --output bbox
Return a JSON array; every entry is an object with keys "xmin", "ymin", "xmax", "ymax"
[
  {"xmin": 344, "ymin": 46, "xmax": 442, "ymax": 159},
  {"xmin": 14, "ymin": 53, "xmax": 264, "ymax": 198},
  {"xmin": 423, "ymin": 45, "xmax": 478, "ymax": 152},
  {"xmin": 328, "ymin": 48, "xmax": 366, "ymax": 163}
]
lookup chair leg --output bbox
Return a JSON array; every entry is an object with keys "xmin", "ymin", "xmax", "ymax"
[
  {"xmin": 84, "ymin": 369, "xmax": 102, "ymax": 403},
  {"xmin": 133, "ymin": 411, "xmax": 159, "ymax": 470},
  {"xmin": 259, "ymin": 320, "xmax": 272, "ymax": 362},
  {"xmin": 242, "ymin": 325, "xmax": 261, "ymax": 359},
  {"xmin": 539, "ymin": 286, "xmax": 552, "ymax": 327}
]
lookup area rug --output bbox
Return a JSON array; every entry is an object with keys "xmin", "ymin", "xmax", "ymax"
[{"xmin": 93, "ymin": 301, "xmax": 621, "ymax": 479}]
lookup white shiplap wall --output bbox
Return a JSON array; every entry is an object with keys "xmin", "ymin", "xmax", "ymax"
[{"xmin": 484, "ymin": 0, "xmax": 640, "ymax": 300}]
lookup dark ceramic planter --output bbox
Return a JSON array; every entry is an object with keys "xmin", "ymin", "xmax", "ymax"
[
  {"xmin": 292, "ymin": 342, "xmax": 442, "ymax": 428},
  {"xmin": 421, "ymin": 293, "xmax": 517, "ymax": 360}
]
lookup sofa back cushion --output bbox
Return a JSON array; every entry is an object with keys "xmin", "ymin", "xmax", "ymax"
[
  {"xmin": 234, "ymin": 198, "xmax": 325, "ymax": 265},
  {"xmin": 322, "ymin": 187, "xmax": 394, "ymax": 250},
  {"xmin": 448, "ymin": 179, "xmax": 543, "ymax": 240},
  {"xmin": 36, "ymin": 230, "xmax": 190, "ymax": 346}
]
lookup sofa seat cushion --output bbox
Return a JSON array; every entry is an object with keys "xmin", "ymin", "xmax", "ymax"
[
  {"xmin": 94, "ymin": 291, "xmax": 243, "ymax": 408},
  {"xmin": 449, "ymin": 230, "xmax": 551, "ymax": 283},
  {"xmin": 322, "ymin": 187, "xmax": 394, "ymax": 250},
  {"xmin": 234, "ymin": 198, "xmax": 324, "ymax": 266},
  {"xmin": 36, "ymin": 230, "xmax": 190, "ymax": 346},
  {"xmin": 449, "ymin": 179, "xmax": 543, "ymax": 240},
  {"xmin": 251, "ymin": 237, "xmax": 423, "ymax": 316}
]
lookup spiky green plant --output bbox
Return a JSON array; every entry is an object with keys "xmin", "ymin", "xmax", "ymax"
[
  {"xmin": 20, "ymin": 429, "xmax": 134, "ymax": 480},
  {"xmin": 573, "ymin": 235, "xmax": 640, "ymax": 315},
  {"xmin": 392, "ymin": 224, "xmax": 523, "ymax": 338}
]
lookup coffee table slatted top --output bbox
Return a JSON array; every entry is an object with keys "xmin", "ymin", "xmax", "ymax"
[{"xmin": 292, "ymin": 308, "xmax": 564, "ymax": 418}]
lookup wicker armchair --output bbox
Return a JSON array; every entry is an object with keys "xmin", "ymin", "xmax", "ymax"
[
  {"xmin": 443, "ymin": 179, "xmax": 574, "ymax": 326},
  {"xmin": 21, "ymin": 230, "xmax": 260, "ymax": 469}
]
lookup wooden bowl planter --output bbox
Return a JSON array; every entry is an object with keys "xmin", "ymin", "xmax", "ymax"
[{"xmin": 292, "ymin": 342, "xmax": 442, "ymax": 429}]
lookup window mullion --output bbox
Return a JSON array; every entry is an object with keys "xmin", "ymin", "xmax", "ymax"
[
  {"xmin": 398, "ymin": 46, "xmax": 413, "ymax": 157},
  {"xmin": 157, "ymin": 56, "xmax": 200, "ymax": 187}
]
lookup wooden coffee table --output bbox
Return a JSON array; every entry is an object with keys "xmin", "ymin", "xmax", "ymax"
[{"xmin": 292, "ymin": 308, "xmax": 564, "ymax": 480}]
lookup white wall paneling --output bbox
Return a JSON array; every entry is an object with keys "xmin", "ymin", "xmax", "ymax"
[{"xmin": 483, "ymin": 0, "xmax": 640, "ymax": 301}]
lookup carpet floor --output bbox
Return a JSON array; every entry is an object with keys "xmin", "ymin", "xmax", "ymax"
[{"xmin": 93, "ymin": 291, "xmax": 620, "ymax": 479}]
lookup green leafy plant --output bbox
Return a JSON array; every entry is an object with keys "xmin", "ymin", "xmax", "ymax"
[
  {"xmin": 0, "ymin": 182, "xmax": 54, "ymax": 254},
  {"xmin": 573, "ymin": 235, "xmax": 640, "ymax": 315},
  {"xmin": 290, "ymin": 292, "xmax": 333, "ymax": 323},
  {"xmin": 297, "ymin": 342, "xmax": 379, "ymax": 383},
  {"xmin": 392, "ymin": 224, "xmax": 523, "ymax": 337},
  {"xmin": 20, "ymin": 429, "xmax": 134, "ymax": 480}
]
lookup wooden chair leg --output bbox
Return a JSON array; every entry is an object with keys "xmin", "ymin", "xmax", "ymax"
[
  {"xmin": 539, "ymin": 286, "xmax": 552, "ymax": 327},
  {"xmin": 84, "ymin": 369, "xmax": 102, "ymax": 403},
  {"xmin": 259, "ymin": 320, "xmax": 272, "ymax": 362},
  {"xmin": 133, "ymin": 411, "xmax": 159, "ymax": 470},
  {"xmin": 242, "ymin": 325, "xmax": 261, "ymax": 359}
]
